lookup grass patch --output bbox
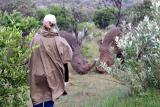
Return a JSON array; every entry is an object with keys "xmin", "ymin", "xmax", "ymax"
[
  {"xmin": 101, "ymin": 89, "xmax": 160, "ymax": 107},
  {"xmin": 55, "ymin": 74, "xmax": 130, "ymax": 107},
  {"xmin": 78, "ymin": 22, "xmax": 96, "ymax": 31},
  {"xmin": 83, "ymin": 40, "xmax": 99, "ymax": 59}
]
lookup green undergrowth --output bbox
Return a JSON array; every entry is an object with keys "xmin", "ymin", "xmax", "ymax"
[{"xmin": 101, "ymin": 89, "xmax": 160, "ymax": 107}]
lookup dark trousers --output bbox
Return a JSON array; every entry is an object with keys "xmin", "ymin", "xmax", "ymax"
[
  {"xmin": 64, "ymin": 63, "xmax": 69, "ymax": 82},
  {"xmin": 33, "ymin": 101, "xmax": 54, "ymax": 107}
]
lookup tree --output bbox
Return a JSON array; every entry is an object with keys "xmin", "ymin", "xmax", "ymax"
[
  {"xmin": 48, "ymin": 5, "xmax": 74, "ymax": 30},
  {"xmin": 111, "ymin": 0, "xmax": 122, "ymax": 26},
  {"xmin": 132, "ymin": 0, "xmax": 153, "ymax": 25},
  {"xmin": 0, "ymin": 0, "xmax": 36, "ymax": 16},
  {"xmin": 97, "ymin": 0, "xmax": 123, "ymax": 26},
  {"xmin": 93, "ymin": 7, "xmax": 117, "ymax": 29}
]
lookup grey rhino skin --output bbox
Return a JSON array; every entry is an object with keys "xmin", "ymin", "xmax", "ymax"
[
  {"xmin": 60, "ymin": 31, "xmax": 95, "ymax": 74},
  {"xmin": 96, "ymin": 27, "xmax": 124, "ymax": 74}
]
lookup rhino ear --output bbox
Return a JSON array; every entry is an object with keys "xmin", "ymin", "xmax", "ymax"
[
  {"xmin": 84, "ymin": 27, "xmax": 88, "ymax": 34},
  {"xmin": 71, "ymin": 30, "xmax": 76, "ymax": 38},
  {"xmin": 79, "ymin": 27, "xmax": 88, "ymax": 42},
  {"xmin": 72, "ymin": 25, "xmax": 78, "ymax": 38},
  {"xmin": 97, "ymin": 39, "xmax": 103, "ymax": 47}
]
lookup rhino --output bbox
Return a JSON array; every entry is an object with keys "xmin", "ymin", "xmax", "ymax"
[
  {"xmin": 96, "ymin": 27, "xmax": 124, "ymax": 73},
  {"xmin": 59, "ymin": 28, "xmax": 95, "ymax": 74}
]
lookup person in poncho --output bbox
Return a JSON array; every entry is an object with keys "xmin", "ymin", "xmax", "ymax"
[{"xmin": 28, "ymin": 14, "xmax": 72, "ymax": 107}]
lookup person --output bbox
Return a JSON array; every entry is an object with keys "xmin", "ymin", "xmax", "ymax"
[{"xmin": 28, "ymin": 14, "xmax": 72, "ymax": 107}]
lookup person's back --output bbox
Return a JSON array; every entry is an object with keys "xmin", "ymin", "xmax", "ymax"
[{"xmin": 28, "ymin": 14, "xmax": 72, "ymax": 107}]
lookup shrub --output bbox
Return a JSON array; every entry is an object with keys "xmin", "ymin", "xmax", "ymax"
[
  {"xmin": 0, "ymin": 26, "xmax": 31, "ymax": 106},
  {"xmin": 48, "ymin": 5, "xmax": 74, "ymax": 30},
  {"xmin": 83, "ymin": 41, "xmax": 99, "ymax": 59},
  {"xmin": 93, "ymin": 30, "xmax": 103, "ymax": 37},
  {"xmin": 78, "ymin": 22, "xmax": 96, "ymax": 31},
  {"xmin": 100, "ymin": 3, "xmax": 160, "ymax": 93},
  {"xmin": 36, "ymin": 8, "xmax": 50, "ymax": 22},
  {"xmin": 93, "ymin": 7, "xmax": 118, "ymax": 29},
  {"xmin": 0, "ymin": 11, "xmax": 39, "ymax": 32},
  {"xmin": 102, "ymin": 89, "xmax": 160, "ymax": 107},
  {"xmin": 0, "ymin": 0, "xmax": 36, "ymax": 16},
  {"xmin": 71, "ymin": 8, "xmax": 88, "ymax": 22},
  {"xmin": 132, "ymin": 0, "xmax": 153, "ymax": 25}
]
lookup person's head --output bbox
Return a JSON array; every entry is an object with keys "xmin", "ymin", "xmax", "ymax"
[{"xmin": 43, "ymin": 14, "xmax": 58, "ymax": 31}]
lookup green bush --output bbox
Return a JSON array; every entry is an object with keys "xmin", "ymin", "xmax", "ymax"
[
  {"xmin": 119, "ymin": 0, "xmax": 153, "ymax": 26},
  {"xmin": 36, "ymin": 5, "xmax": 74, "ymax": 30},
  {"xmin": 119, "ymin": 16, "xmax": 160, "ymax": 91},
  {"xmin": 48, "ymin": 5, "xmax": 74, "ymax": 30},
  {"xmin": 100, "ymin": 3, "xmax": 160, "ymax": 93},
  {"xmin": 132, "ymin": 0, "xmax": 153, "ymax": 25},
  {"xmin": 0, "ymin": 11, "xmax": 39, "ymax": 32},
  {"xmin": 0, "ymin": 26, "xmax": 31, "ymax": 106},
  {"xmin": 0, "ymin": 0, "xmax": 36, "ymax": 16},
  {"xmin": 36, "ymin": 8, "xmax": 50, "ymax": 22},
  {"xmin": 102, "ymin": 89, "xmax": 160, "ymax": 107},
  {"xmin": 78, "ymin": 22, "xmax": 96, "ymax": 31},
  {"xmin": 72, "ymin": 7, "xmax": 89, "ymax": 22},
  {"xmin": 93, "ymin": 8, "xmax": 117, "ymax": 29},
  {"xmin": 93, "ymin": 30, "xmax": 103, "ymax": 37}
]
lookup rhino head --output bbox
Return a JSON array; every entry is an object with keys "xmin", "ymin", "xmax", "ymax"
[
  {"xmin": 60, "ymin": 28, "xmax": 95, "ymax": 74},
  {"xmin": 96, "ymin": 27, "xmax": 123, "ymax": 74}
]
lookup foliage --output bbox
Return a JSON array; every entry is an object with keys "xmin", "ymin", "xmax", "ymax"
[
  {"xmin": 36, "ymin": 8, "xmax": 49, "ymax": 22},
  {"xmin": 119, "ymin": 16, "xmax": 160, "ymax": 91},
  {"xmin": 0, "ymin": 11, "xmax": 39, "ymax": 32},
  {"xmin": 102, "ymin": 89, "xmax": 160, "ymax": 107},
  {"xmin": 36, "ymin": 5, "xmax": 74, "ymax": 31},
  {"xmin": 93, "ymin": 7, "xmax": 118, "ymax": 29},
  {"xmin": 78, "ymin": 22, "xmax": 96, "ymax": 31},
  {"xmin": 0, "ymin": 26, "xmax": 31, "ymax": 107},
  {"xmin": 0, "ymin": 0, "xmax": 36, "ymax": 16},
  {"xmin": 100, "ymin": 3, "xmax": 160, "ymax": 93},
  {"xmin": 131, "ymin": 0, "xmax": 153, "ymax": 25},
  {"xmin": 49, "ymin": 5, "xmax": 74, "ymax": 30},
  {"xmin": 71, "ymin": 8, "xmax": 89, "ymax": 22},
  {"xmin": 83, "ymin": 41, "xmax": 99, "ymax": 59},
  {"xmin": 74, "ymin": 5, "xmax": 95, "ymax": 22},
  {"xmin": 93, "ymin": 31, "xmax": 103, "ymax": 37}
]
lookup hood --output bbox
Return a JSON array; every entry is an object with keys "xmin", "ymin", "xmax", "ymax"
[{"xmin": 38, "ymin": 27, "xmax": 59, "ymax": 37}]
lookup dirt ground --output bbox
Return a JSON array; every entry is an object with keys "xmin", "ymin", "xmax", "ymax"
[
  {"xmin": 28, "ymin": 66, "xmax": 129, "ymax": 107},
  {"xmin": 54, "ymin": 66, "xmax": 129, "ymax": 107}
]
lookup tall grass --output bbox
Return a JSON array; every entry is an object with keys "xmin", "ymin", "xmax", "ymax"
[{"xmin": 101, "ymin": 89, "xmax": 160, "ymax": 107}]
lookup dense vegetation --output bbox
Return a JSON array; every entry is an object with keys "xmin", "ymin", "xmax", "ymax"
[
  {"xmin": 100, "ymin": 1, "xmax": 160, "ymax": 94},
  {"xmin": 36, "ymin": 5, "xmax": 74, "ymax": 30},
  {"xmin": 131, "ymin": 0, "xmax": 153, "ymax": 25},
  {"xmin": 0, "ymin": 9, "xmax": 38, "ymax": 106},
  {"xmin": 102, "ymin": 89, "xmax": 160, "ymax": 107},
  {"xmin": 0, "ymin": 27, "xmax": 31, "ymax": 107},
  {"xmin": 0, "ymin": 0, "xmax": 159, "ymax": 106},
  {"xmin": 93, "ymin": 7, "xmax": 117, "ymax": 29},
  {"xmin": 0, "ymin": 11, "xmax": 39, "ymax": 32},
  {"xmin": 0, "ymin": 0, "xmax": 36, "ymax": 16}
]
